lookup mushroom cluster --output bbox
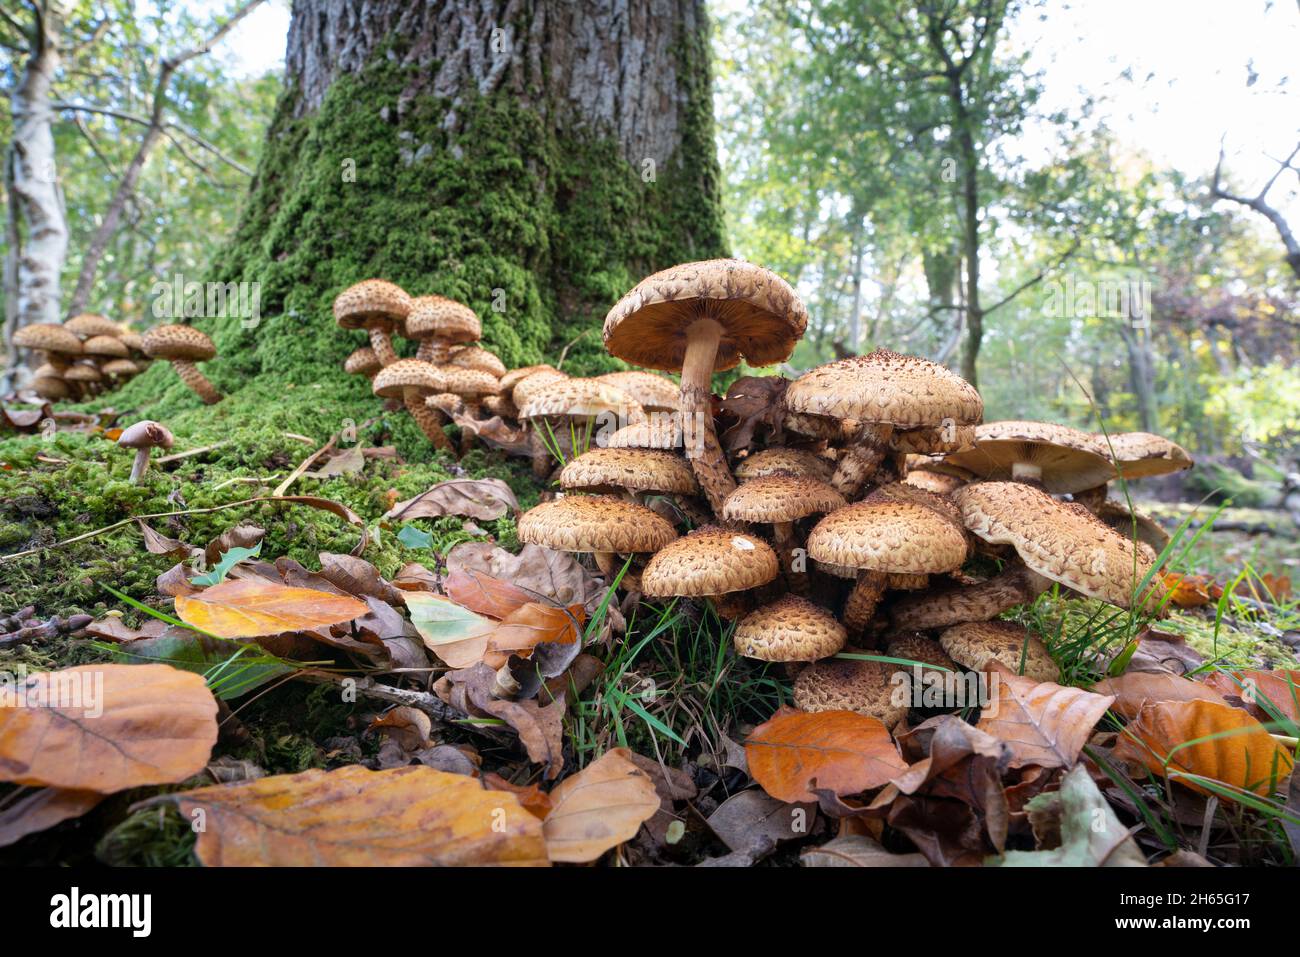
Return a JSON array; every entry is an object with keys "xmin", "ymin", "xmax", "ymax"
[
  {"xmin": 13, "ymin": 314, "xmax": 152, "ymax": 401},
  {"xmin": 512, "ymin": 257, "xmax": 1190, "ymax": 721}
]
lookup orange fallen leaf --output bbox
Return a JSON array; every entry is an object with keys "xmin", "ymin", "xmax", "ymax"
[
  {"xmin": 174, "ymin": 578, "xmax": 368, "ymax": 639},
  {"xmin": 746, "ymin": 710, "xmax": 908, "ymax": 804},
  {"xmin": 976, "ymin": 673, "xmax": 1113, "ymax": 769},
  {"xmin": 483, "ymin": 772, "xmax": 553, "ymax": 821},
  {"xmin": 0, "ymin": 663, "xmax": 217, "ymax": 792},
  {"xmin": 1202, "ymin": 670, "xmax": 1300, "ymax": 723},
  {"xmin": 1093, "ymin": 672, "xmax": 1229, "ymax": 720},
  {"xmin": 541, "ymin": 748, "xmax": 659, "ymax": 862},
  {"xmin": 0, "ymin": 788, "xmax": 104, "ymax": 849},
  {"xmin": 174, "ymin": 765, "xmax": 549, "ymax": 866},
  {"xmin": 1160, "ymin": 572, "xmax": 1213, "ymax": 608},
  {"xmin": 445, "ymin": 569, "xmax": 534, "ymax": 619},
  {"xmin": 1115, "ymin": 699, "xmax": 1293, "ymax": 798}
]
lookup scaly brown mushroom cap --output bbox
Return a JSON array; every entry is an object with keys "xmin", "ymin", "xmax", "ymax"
[
  {"xmin": 734, "ymin": 595, "xmax": 846, "ymax": 662},
  {"xmin": 344, "ymin": 346, "xmax": 382, "ymax": 377},
  {"xmin": 864, "ymin": 482, "xmax": 965, "ymax": 531},
  {"xmin": 518, "ymin": 496, "xmax": 677, "ymax": 554},
  {"xmin": 435, "ymin": 365, "xmax": 501, "ymax": 400},
  {"xmin": 734, "ymin": 447, "xmax": 835, "ymax": 483},
  {"xmin": 372, "ymin": 359, "xmax": 443, "ymax": 399},
  {"xmin": 511, "ymin": 368, "xmax": 569, "ymax": 407},
  {"xmin": 808, "ymin": 499, "xmax": 968, "ymax": 575},
  {"xmin": 404, "ymin": 295, "xmax": 481, "ymax": 343},
  {"xmin": 939, "ymin": 621, "xmax": 1057, "ymax": 683},
  {"xmin": 943, "ymin": 420, "xmax": 1117, "ymax": 494},
  {"xmin": 482, "ymin": 394, "xmax": 517, "ymax": 419},
  {"xmin": 560, "ymin": 447, "xmax": 698, "ymax": 496},
  {"xmin": 448, "ymin": 345, "xmax": 507, "ymax": 378},
  {"xmin": 518, "ymin": 378, "xmax": 645, "ymax": 424},
  {"xmin": 427, "ymin": 393, "xmax": 465, "ymax": 416},
  {"xmin": 14, "ymin": 323, "xmax": 83, "ymax": 356},
  {"xmin": 901, "ymin": 469, "xmax": 967, "ymax": 495},
  {"xmin": 65, "ymin": 361, "xmax": 103, "ymax": 383},
  {"xmin": 500, "ymin": 363, "xmax": 559, "ymax": 393},
  {"xmin": 604, "ymin": 417, "xmax": 684, "ymax": 450},
  {"xmin": 721, "ymin": 472, "xmax": 845, "ymax": 524},
  {"xmin": 119, "ymin": 331, "xmax": 145, "ymax": 352},
  {"xmin": 640, "ymin": 526, "xmax": 779, "ymax": 597},
  {"xmin": 793, "ymin": 656, "xmax": 909, "ymax": 728},
  {"xmin": 603, "ymin": 259, "xmax": 807, "ymax": 372},
  {"xmin": 891, "ymin": 423, "xmax": 977, "ymax": 455},
  {"xmin": 101, "ymin": 358, "xmax": 139, "ymax": 377},
  {"xmin": 31, "ymin": 365, "xmax": 69, "ymax": 399},
  {"xmin": 1096, "ymin": 500, "xmax": 1171, "ymax": 553},
  {"xmin": 1092, "ymin": 431, "xmax": 1193, "ymax": 479},
  {"xmin": 333, "ymin": 279, "xmax": 412, "ymax": 330},
  {"xmin": 885, "ymin": 633, "xmax": 957, "ymax": 678},
  {"xmin": 953, "ymin": 481, "xmax": 1157, "ymax": 608},
  {"xmin": 142, "ymin": 324, "xmax": 216, "ymax": 361},
  {"xmin": 785, "ymin": 349, "xmax": 983, "ymax": 430},
  {"xmin": 64, "ymin": 313, "xmax": 120, "ymax": 339},
  {"xmin": 594, "ymin": 371, "xmax": 681, "ymax": 413},
  {"xmin": 82, "ymin": 334, "xmax": 129, "ymax": 358}
]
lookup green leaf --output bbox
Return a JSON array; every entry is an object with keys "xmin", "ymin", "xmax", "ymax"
[
  {"xmin": 106, "ymin": 627, "xmax": 297, "ymax": 700},
  {"xmin": 402, "ymin": 592, "xmax": 495, "ymax": 647},
  {"xmin": 397, "ymin": 524, "xmax": 433, "ymax": 549},
  {"xmin": 192, "ymin": 542, "xmax": 263, "ymax": 586}
]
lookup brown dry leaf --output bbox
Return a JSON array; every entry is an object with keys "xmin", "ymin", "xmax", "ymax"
[
  {"xmin": 445, "ymin": 568, "xmax": 534, "ymax": 620},
  {"xmin": 384, "ymin": 478, "xmax": 518, "ymax": 522},
  {"xmin": 1114, "ymin": 699, "xmax": 1295, "ymax": 799},
  {"xmin": 1202, "ymin": 670, "xmax": 1300, "ymax": 723},
  {"xmin": 976, "ymin": 673, "xmax": 1114, "ymax": 769},
  {"xmin": 0, "ymin": 663, "xmax": 217, "ymax": 792},
  {"xmin": 137, "ymin": 522, "xmax": 195, "ymax": 559},
  {"xmin": 174, "ymin": 578, "xmax": 368, "ymax": 639},
  {"xmin": 542, "ymin": 748, "xmax": 660, "ymax": 863},
  {"xmin": 745, "ymin": 710, "xmax": 908, "ymax": 804},
  {"xmin": 719, "ymin": 375, "xmax": 789, "ymax": 453},
  {"xmin": 84, "ymin": 615, "xmax": 166, "ymax": 643},
  {"xmin": 439, "ymin": 664, "xmax": 567, "ymax": 777},
  {"xmin": 173, "ymin": 765, "xmax": 549, "ymax": 866},
  {"xmin": 1093, "ymin": 672, "xmax": 1229, "ymax": 720},
  {"xmin": 0, "ymin": 788, "xmax": 104, "ymax": 849},
  {"xmin": 801, "ymin": 834, "xmax": 930, "ymax": 868},
  {"xmin": 1160, "ymin": 572, "xmax": 1214, "ymax": 608},
  {"xmin": 483, "ymin": 773, "xmax": 554, "ymax": 820},
  {"xmin": 451, "ymin": 413, "xmax": 533, "ymax": 456},
  {"xmin": 491, "ymin": 602, "xmax": 583, "ymax": 655}
]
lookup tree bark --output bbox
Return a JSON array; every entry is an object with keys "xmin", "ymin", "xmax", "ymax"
[
  {"xmin": 214, "ymin": 0, "xmax": 727, "ymax": 381},
  {"xmin": 4, "ymin": 3, "xmax": 71, "ymax": 393}
]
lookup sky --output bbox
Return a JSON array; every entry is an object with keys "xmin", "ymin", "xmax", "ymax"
[{"xmin": 217, "ymin": 0, "xmax": 1298, "ymax": 219}]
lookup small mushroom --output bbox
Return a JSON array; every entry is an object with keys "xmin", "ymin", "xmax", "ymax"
[
  {"xmin": 334, "ymin": 279, "xmax": 411, "ymax": 366},
  {"xmin": 939, "ymin": 620, "xmax": 1057, "ymax": 683},
  {"xmin": 448, "ymin": 344, "xmax": 507, "ymax": 378},
  {"xmin": 142, "ymin": 324, "xmax": 222, "ymax": 404},
  {"xmin": 605, "ymin": 417, "xmax": 685, "ymax": 451},
  {"xmin": 30, "ymin": 363, "xmax": 70, "ymax": 400},
  {"xmin": 560, "ymin": 447, "xmax": 698, "ymax": 503},
  {"xmin": 118, "ymin": 420, "xmax": 174, "ymax": 484},
  {"xmin": 436, "ymin": 365, "xmax": 502, "ymax": 454},
  {"xmin": 734, "ymin": 447, "xmax": 834, "ymax": 483},
  {"xmin": 593, "ymin": 371, "xmax": 681, "ymax": 415},
  {"xmin": 603, "ymin": 260, "xmax": 808, "ymax": 514},
  {"xmin": 792, "ymin": 656, "xmax": 909, "ymax": 729},
  {"xmin": 64, "ymin": 313, "xmax": 121, "ymax": 339},
  {"xmin": 64, "ymin": 360, "xmax": 104, "ymax": 397},
  {"xmin": 890, "ymin": 563, "xmax": 1051, "ymax": 631},
  {"xmin": 1075, "ymin": 431, "xmax": 1193, "ymax": 511},
  {"xmin": 640, "ymin": 526, "xmax": 780, "ymax": 618},
  {"xmin": 721, "ymin": 472, "xmax": 845, "ymax": 594},
  {"xmin": 517, "ymin": 495, "xmax": 678, "ymax": 584},
  {"xmin": 808, "ymin": 497, "xmax": 968, "ymax": 641},
  {"xmin": 343, "ymin": 346, "xmax": 382, "ymax": 380},
  {"xmin": 13, "ymin": 323, "xmax": 83, "ymax": 373},
  {"xmin": 371, "ymin": 358, "xmax": 453, "ymax": 452},
  {"xmin": 885, "ymin": 633, "xmax": 957, "ymax": 686},
  {"xmin": 943, "ymin": 421, "xmax": 1117, "ymax": 493},
  {"xmin": 406, "ymin": 295, "xmax": 481, "ymax": 364},
  {"xmin": 734, "ymin": 595, "xmax": 846, "ymax": 662},
  {"xmin": 518, "ymin": 377, "xmax": 645, "ymax": 477}
]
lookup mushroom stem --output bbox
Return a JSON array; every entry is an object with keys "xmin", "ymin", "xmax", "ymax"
[
  {"xmin": 170, "ymin": 359, "xmax": 222, "ymax": 404},
  {"xmin": 843, "ymin": 570, "xmax": 887, "ymax": 640},
  {"xmin": 890, "ymin": 564, "xmax": 1051, "ymax": 631},
  {"xmin": 128, "ymin": 448, "xmax": 152, "ymax": 484},
  {"xmin": 1073, "ymin": 482, "xmax": 1108, "ymax": 512},
  {"xmin": 679, "ymin": 317, "xmax": 736, "ymax": 516},
  {"xmin": 772, "ymin": 521, "xmax": 809, "ymax": 596},
  {"xmin": 830, "ymin": 426, "xmax": 892, "ymax": 498},
  {"xmin": 367, "ymin": 326, "xmax": 399, "ymax": 366},
  {"xmin": 1011, "ymin": 461, "xmax": 1044, "ymax": 483},
  {"xmin": 528, "ymin": 427, "xmax": 552, "ymax": 478},
  {"xmin": 459, "ymin": 399, "xmax": 482, "ymax": 456},
  {"xmin": 492, "ymin": 663, "xmax": 521, "ymax": 699},
  {"xmin": 416, "ymin": 339, "xmax": 451, "ymax": 364},
  {"xmin": 403, "ymin": 387, "xmax": 455, "ymax": 452}
]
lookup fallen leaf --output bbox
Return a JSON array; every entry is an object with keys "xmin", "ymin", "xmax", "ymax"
[
  {"xmin": 402, "ymin": 592, "xmax": 496, "ymax": 648},
  {"xmin": 989, "ymin": 765, "xmax": 1147, "ymax": 867},
  {"xmin": 1203, "ymin": 670, "xmax": 1300, "ymax": 723},
  {"xmin": 174, "ymin": 579, "xmax": 368, "ymax": 639},
  {"xmin": 446, "ymin": 568, "xmax": 535, "ymax": 620},
  {"xmin": 0, "ymin": 664, "xmax": 217, "ymax": 792},
  {"xmin": 719, "ymin": 375, "xmax": 789, "ymax": 453},
  {"xmin": 384, "ymin": 478, "xmax": 518, "ymax": 522},
  {"xmin": 484, "ymin": 773, "xmax": 554, "ymax": 820},
  {"xmin": 1093, "ymin": 672, "xmax": 1229, "ymax": 720},
  {"xmin": 1160, "ymin": 572, "xmax": 1214, "ymax": 608},
  {"xmin": 801, "ymin": 834, "xmax": 930, "ymax": 867},
  {"xmin": 84, "ymin": 615, "xmax": 166, "ymax": 643},
  {"xmin": 707, "ymin": 789, "xmax": 817, "ymax": 852},
  {"xmin": 137, "ymin": 522, "xmax": 195, "ymax": 559},
  {"xmin": 746, "ymin": 710, "xmax": 908, "ymax": 803},
  {"xmin": 302, "ymin": 444, "xmax": 365, "ymax": 478},
  {"xmin": 451, "ymin": 413, "xmax": 533, "ymax": 456},
  {"xmin": 976, "ymin": 673, "xmax": 1113, "ymax": 769},
  {"xmin": 1114, "ymin": 698, "xmax": 1294, "ymax": 799},
  {"xmin": 542, "ymin": 748, "xmax": 660, "ymax": 862},
  {"xmin": 173, "ymin": 765, "xmax": 549, "ymax": 866},
  {"xmin": 0, "ymin": 788, "xmax": 105, "ymax": 849},
  {"xmin": 108, "ymin": 627, "xmax": 295, "ymax": 699}
]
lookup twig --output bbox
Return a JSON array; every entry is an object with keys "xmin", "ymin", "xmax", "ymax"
[
  {"xmin": 298, "ymin": 671, "xmax": 478, "ymax": 728},
  {"xmin": 273, "ymin": 433, "xmax": 338, "ymax": 496}
]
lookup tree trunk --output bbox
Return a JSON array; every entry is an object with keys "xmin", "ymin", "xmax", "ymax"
[
  {"xmin": 4, "ymin": 5, "xmax": 71, "ymax": 393},
  {"xmin": 211, "ymin": 0, "xmax": 727, "ymax": 384},
  {"xmin": 1118, "ymin": 321, "xmax": 1158, "ymax": 432}
]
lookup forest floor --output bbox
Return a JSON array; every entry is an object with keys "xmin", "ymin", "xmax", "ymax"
[{"xmin": 1, "ymin": 385, "xmax": 1298, "ymax": 867}]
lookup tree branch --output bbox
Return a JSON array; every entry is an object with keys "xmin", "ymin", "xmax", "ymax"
[{"xmin": 1212, "ymin": 137, "xmax": 1300, "ymax": 280}]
